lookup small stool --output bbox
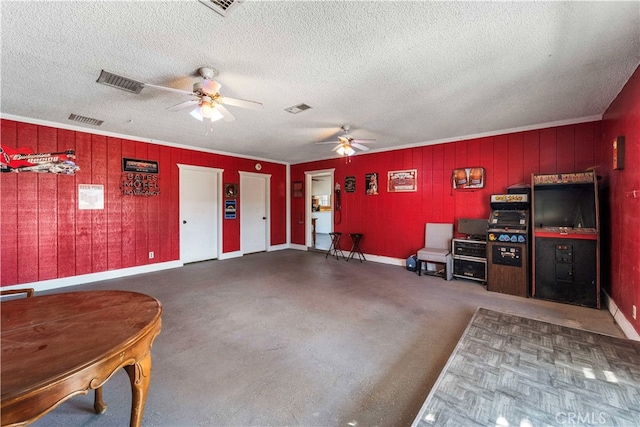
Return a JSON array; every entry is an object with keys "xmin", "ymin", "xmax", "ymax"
[
  {"xmin": 326, "ymin": 232, "xmax": 345, "ymax": 260},
  {"xmin": 347, "ymin": 233, "xmax": 366, "ymax": 262}
]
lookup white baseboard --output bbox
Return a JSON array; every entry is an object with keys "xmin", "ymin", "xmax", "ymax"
[
  {"xmin": 218, "ymin": 251, "xmax": 243, "ymax": 260},
  {"xmin": 268, "ymin": 244, "xmax": 289, "ymax": 252},
  {"xmin": 2, "ymin": 261, "xmax": 183, "ymax": 294},
  {"xmin": 603, "ymin": 291, "xmax": 640, "ymax": 341},
  {"xmin": 289, "ymin": 243, "xmax": 308, "ymax": 251}
]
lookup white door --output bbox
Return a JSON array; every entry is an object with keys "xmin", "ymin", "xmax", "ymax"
[
  {"xmin": 180, "ymin": 166, "xmax": 219, "ymax": 263},
  {"xmin": 240, "ymin": 173, "xmax": 269, "ymax": 254}
]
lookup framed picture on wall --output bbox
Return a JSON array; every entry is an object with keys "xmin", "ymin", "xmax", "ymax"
[
  {"xmin": 452, "ymin": 167, "xmax": 484, "ymax": 189},
  {"xmin": 292, "ymin": 181, "xmax": 303, "ymax": 198},
  {"xmin": 345, "ymin": 176, "xmax": 356, "ymax": 193},
  {"xmin": 365, "ymin": 173, "xmax": 379, "ymax": 195},
  {"xmin": 387, "ymin": 169, "xmax": 417, "ymax": 192},
  {"xmin": 224, "ymin": 183, "xmax": 238, "ymax": 198}
]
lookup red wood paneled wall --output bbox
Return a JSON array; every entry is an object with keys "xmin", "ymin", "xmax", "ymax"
[
  {"xmin": 291, "ymin": 121, "xmax": 602, "ymax": 259},
  {"xmin": 601, "ymin": 65, "xmax": 640, "ymax": 334},
  {"xmin": 0, "ymin": 119, "xmax": 287, "ymax": 286}
]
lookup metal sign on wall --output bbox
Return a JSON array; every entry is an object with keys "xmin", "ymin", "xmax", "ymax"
[{"xmin": 121, "ymin": 157, "xmax": 160, "ymax": 196}]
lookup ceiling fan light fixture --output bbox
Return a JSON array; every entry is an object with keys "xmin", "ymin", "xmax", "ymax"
[
  {"xmin": 200, "ymin": 100, "xmax": 214, "ymax": 118},
  {"xmin": 336, "ymin": 145, "xmax": 355, "ymax": 156},
  {"xmin": 190, "ymin": 108, "xmax": 204, "ymax": 121}
]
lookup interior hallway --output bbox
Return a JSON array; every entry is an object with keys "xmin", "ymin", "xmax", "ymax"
[{"xmin": 33, "ymin": 250, "xmax": 626, "ymax": 426}]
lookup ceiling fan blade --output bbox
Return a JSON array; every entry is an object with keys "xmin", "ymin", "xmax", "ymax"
[
  {"xmin": 351, "ymin": 143, "xmax": 370, "ymax": 151},
  {"xmin": 167, "ymin": 99, "xmax": 199, "ymax": 111},
  {"xmin": 216, "ymin": 105, "xmax": 236, "ymax": 122},
  {"xmin": 189, "ymin": 108, "xmax": 204, "ymax": 121},
  {"xmin": 315, "ymin": 140, "xmax": 341, "ymax": 145},
  {"xmin": 203, "ymin": 79, "xmax": 221, "ymax": 95},
  {"xmin": 331, "ymin": 144, "xmax": 343, "ymax": 152},
  {"xmin": 142, "ymin": 83, "xmax": 195, "ymax": 97},
  {"xmin": 351, "ymin": 139, "xmax": 376, "ymax": 143},
  {"xmin": 221, "ymin": 96, "xmax": 263, "ymax": 110}
]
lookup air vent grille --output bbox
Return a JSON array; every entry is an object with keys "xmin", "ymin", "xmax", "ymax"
[
  {"xmin": 285, "ymin": 103, "xmax": 312, "ymax": 114},
  {"xmin": 68, "ymin": 114, "xmax": 104, "ymax": 126},
  {"xmin": 198, "ymin": 0, "xmax": 242, "ymax": 17},
  {"xmin": 96, "ymin": 70, "xmax": 144, "ymax": 94}
]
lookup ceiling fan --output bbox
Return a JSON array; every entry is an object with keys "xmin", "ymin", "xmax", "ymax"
[
  {"xmin": 97, "ymin": 67, "xmax": 262, "ymax": 126},
  {"xmin": 315, "ymin": 125, "xmax": 376, "ymax": 156}
]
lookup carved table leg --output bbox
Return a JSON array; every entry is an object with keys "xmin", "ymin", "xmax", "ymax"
[
  {"xmin": 93, "ymin": 386, "xmax": 107, "ymax": 414},
  {"xmin": 124, "ymin": 352, "xmax": 152, "ymax": 427}
]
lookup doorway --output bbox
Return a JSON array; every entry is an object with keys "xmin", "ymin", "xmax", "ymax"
[
  {"xmin": 240, "ymin": 172, "xmax": 270, "ymax": 254},
  {"xmin": 305, "ymin": 169, "xmax": 335, "ymax": 251},
  {"xmin": 179, "ymin": 164, "xmax": 223, "ymax": 263}
]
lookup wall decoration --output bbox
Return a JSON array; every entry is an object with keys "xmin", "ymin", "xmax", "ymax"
[
  {"xmin": 365, "ymin": 173, "xmax": 379, "ymax": 195},
  {"xmin": 78, "ymin": 184, "xmax": 104, "ymax": 210},
  {"xmin": 225, "ymin": 183, "xmax": 238, "ymax": 198},
  {"xmin": 225, "ymin": 200, "xmax": 237, "ymax": 219},
  {"xmin": 452, "ymin": 167, "xmax": 484, "ymax": 189},
  {"xmin": 0, "ymin": 145, "xmax": 79, "ymax": 174},
  {"xmin": 121, "ymin": 173, "xmax": 160, "ymax": 196},
  {"xmin": 122, "ymin": 158, "xmax": 158, "ymax": 174},
  {"xmin": 292, "ymin": 181, "xmax": 303, "ymax": 198},
  {"xmin": 613, "ymin": 136, "xmax": 625, "ymax": 170},
  {"xmin": 345, "ymin": 176, "xmax": 356, "ymax": 193},
  {"xmin": 388, "ymin": 169, "xmax": 417, "ymax": 192}
]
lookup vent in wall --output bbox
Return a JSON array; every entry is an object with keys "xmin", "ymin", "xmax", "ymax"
[
  {"xmin": 198, "ymin": 0, "xmax": 242, "ymax": 17},
  {"xmin": 96, "ymin": 70, "xmax": 144, "ymax": 94},
  {"xmin": 68, "ymin": 114, "xmax": 104, "ymax": 126},
  {"xmin": 285, "ymin": 103, "xmax": 312, "ymax": 114}
]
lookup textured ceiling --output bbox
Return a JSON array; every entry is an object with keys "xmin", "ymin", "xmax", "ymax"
[{"xmin": 1, "ymin": 1, "xmax": 639, "ymax": 164}]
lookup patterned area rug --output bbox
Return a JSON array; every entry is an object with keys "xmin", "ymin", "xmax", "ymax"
[{"xmin": 412, "ymin": 308, "xmax": 640, "ymax": 427}]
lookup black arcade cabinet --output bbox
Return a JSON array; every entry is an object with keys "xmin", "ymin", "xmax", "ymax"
[{"xmin": 532, "ymin": 171, "xmax": 600, "ymax": 308}]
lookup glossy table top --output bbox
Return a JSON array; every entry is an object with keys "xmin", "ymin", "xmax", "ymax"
[{"xmin": 1, "ymin": 290, "xmax": 162, "ymax": 426}]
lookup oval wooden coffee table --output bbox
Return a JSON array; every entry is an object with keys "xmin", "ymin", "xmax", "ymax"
[{"xmin": 1, "ymin": 290, "xmax": 162, "ymax": 427}]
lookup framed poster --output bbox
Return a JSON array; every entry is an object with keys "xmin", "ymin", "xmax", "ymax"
[
  {"xmin": 345, "ymin": 176, "xmax": 356, "ymax": 193},
  {"xmin": 292, "ymin": 181, "xmax": 303, "ymax": 198},
  {"xmin": 452, "ymin": 167, "xmax": 484, "ymax": 189},
  {"xmin": 388, "ymin": 169, "xmax": 417, "ymax": 192},
  {"xmin": 365, "ymin": 173, "xmax": 379, "ymax": 195},
  {"xmin": 78, "ymin": 184, "xmax": 104, "ymax": 210}
]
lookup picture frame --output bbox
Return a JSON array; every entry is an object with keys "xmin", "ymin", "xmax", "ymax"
[
  {"xmin": 387, "ymin": 169, "xmax": 417, "ymax": 192},
  {"xmin": 365, "ymin": 173, "xmax": 379, "ymax": 195},
  {"xmin": 452, "ymin": 167, "xmax": 484, "ymax": 189},
  {"xmin": 345, "ymin": 176, "xmax": 356, "ymax": 193},
  {"xmin": 292, "ymin": 181, "xmax": 303, "ymax": 198},
  {"xmin": 224, "ymin": 183, "xmax": 238, "ymax": 198}
]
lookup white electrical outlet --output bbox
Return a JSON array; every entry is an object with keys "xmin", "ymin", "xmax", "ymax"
[
  {"xmin": 633, "ymin": 305, "xmax": 637, "ymax": 320},
  {"xmin": 149, "ymin": 251, "xmax": 154, "ymax": 259}
]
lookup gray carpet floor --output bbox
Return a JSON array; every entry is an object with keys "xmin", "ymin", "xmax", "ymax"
[
  {"xmin": 413, "ymin": 308, "xmax": 640, "ymax": 427},
  {"xmin": 30, "ymin": 250, "xmax": 627, "ymax": 426}
]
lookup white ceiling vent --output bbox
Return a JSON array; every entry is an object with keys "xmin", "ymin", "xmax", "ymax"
[
  {"xmin": 96, "ymin": 70, "xmax": 144, "ymax": 94},
  {"xmin": 285, "ymin": 103, "xmax": 312, "ymax": 114},
  {"xmin": 198, "ymin": 0, "xmax": 242, "ymax": 17},
  {"xmin": 69, "ymin": 114, "xmax": 104, "ymax": 126}
]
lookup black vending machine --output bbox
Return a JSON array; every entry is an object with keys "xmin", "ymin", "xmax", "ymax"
[{"xmin": 487, "ymin": 193, "xmax": 530, "ymax": 297}]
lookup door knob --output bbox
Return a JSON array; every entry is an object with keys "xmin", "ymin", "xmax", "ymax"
[
  {"xmin": 262, "ymin": 217, "xmax": 266, "ymax": 220},
  {"xmin": 183, "ymin": 220, "xmax": 187, "ymax": 224}
]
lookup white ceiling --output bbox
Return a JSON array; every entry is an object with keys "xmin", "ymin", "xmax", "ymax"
[{"xmin": 2, "ymin": 1, "xmax": 639, "ymax": 164}]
